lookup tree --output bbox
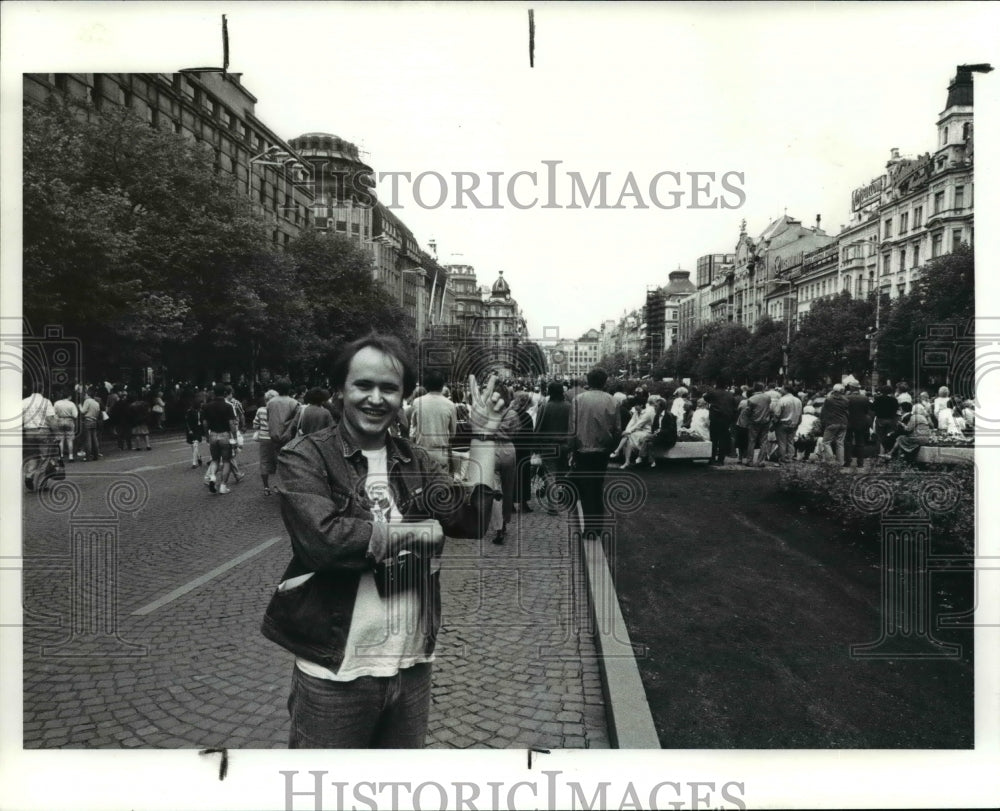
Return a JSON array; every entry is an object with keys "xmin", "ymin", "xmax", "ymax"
[
  {"xmin": 696, "ymin": 322, "xmax": 751, "ymax": 383},
  {"xmin": 877, "ymin": 244, "xmax": 974, "ymax": 385},
  {"xmin": 284, "ymin": 230, "xmax": 411, "ymax": 379},
  {"xmin": 23, "ymin": 98, "xmax": 278, "ymax": 379},
  {"xmin": 744, "ymin": 316, "xmax": 785, "ymax": 382},
  {"xmin": 23, "ymin": 98, "xmax": 413, "ymax": 386},
  {"xmin": 788, "ymin": 291, "xmax": 875, "ymax": 384},
  {"xmin": 596, "ymin": 350, "xmax": 630, "ymax": 377}
]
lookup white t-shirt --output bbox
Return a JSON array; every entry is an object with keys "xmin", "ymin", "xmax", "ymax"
[
  {"xmin": 294, "ymin": 446, "xmax": 436, "ymax": 681},
  {"xmin": 22, "ymin": 394, "xmax": 55, "ymax": 429}
]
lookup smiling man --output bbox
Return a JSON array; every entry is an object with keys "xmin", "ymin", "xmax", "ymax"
[{"xmin": 261, "ymin": 333, "xmax": 504, "ymax": 748}]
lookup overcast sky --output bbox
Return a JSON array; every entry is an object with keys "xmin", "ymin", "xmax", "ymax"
[{"xmin": 3, "ymin": 2, "xmax": 999, "ymax": 340}]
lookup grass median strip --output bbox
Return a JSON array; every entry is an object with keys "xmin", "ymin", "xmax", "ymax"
[{"xmin": 130, "ymin": 536, "xmax": 283, "ymax": 616}]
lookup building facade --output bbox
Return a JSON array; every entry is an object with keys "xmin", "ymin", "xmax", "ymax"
[{"xmin": 544, "ymin": 329, "xmax": 601, "ymax": 380}]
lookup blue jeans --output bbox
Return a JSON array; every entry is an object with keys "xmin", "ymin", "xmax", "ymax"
[{"xmin": 287, "ymin": 662, "xmax": 432, "ymax": 748}]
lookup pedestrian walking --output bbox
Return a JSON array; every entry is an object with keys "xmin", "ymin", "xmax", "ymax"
[
  {"xmin": 509, "ymin": 391, "xmax": 536, "ymax": 512},
  {"xmin": 52, "ymin": 388, "xmax": 79, "ymax": 462},
  {"xmin": 568, "ymin": 368, "xmax": 620, "ymax": 535},
  {"xmin": 490, "ymin": 386, "xmax": 517, "ymax": 544},
  {"xmin": 22, "ymin": 383, "xmax": 57, "ymax": 492},
  {"xmin": 260, "ymin": 332, "xmax": 503, "ymax": 749},
  {"xmin": 705, "ymin": 383, "xmax": 737, "ymax": 465},
  {"xmin": 534, "ymin": 381, "xmax": 571, "ymax": 515},
  {"xmin": 743, "ymin": 383, "xmax": 772, "ymax": 467},
  {"xmin": 129, "ymin": 396, "xmax": 152, "ymax": 451},
  {"xmin": 224, "ymin": 386, "xmax": 247, "ymax": 482},
  {"xmin": 819, "ymin": 384, "xmax": 849, "ymax": 465},
  {"xmin": 844, "ymin": 384, "xmax": 873, "ymax": 468},
  {"xmin": 409, "ymin": 370, "xmax": 457, "ymax": 474},
  {"xmin": 771, "ymin": 384, "xmax": 803, "ymax": 464},
  {"xmin": 110, "ymin": 392, "xmax": 132, "ymax": 450},
  {"xmin": 253, "ymin": 390, "xmax": 278, "ymax": 495},
  {"xmin": 201, "ymin": 384, "xmax": 239, "ymax": 494},
  {"xmin": 150, "ymin": 390, "xmax": 166, "ymax": 431},
  {"xmin": 185, "ymin": 400, "xmax": 205, "ymax": 468},
  {"xmin": 78, "ymin": 387, "xmax": 103, "ymax": 462}
]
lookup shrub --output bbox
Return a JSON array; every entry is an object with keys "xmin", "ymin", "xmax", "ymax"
[{"xmin": 778, "ymin": 461, "xmax": 974, "ymax": 556}]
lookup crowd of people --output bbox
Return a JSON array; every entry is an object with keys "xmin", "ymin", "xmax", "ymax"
[{"xmin": 22, "ymin": 367, "xmax": 975, "ymax": 496}]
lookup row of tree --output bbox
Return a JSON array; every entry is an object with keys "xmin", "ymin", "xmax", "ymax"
[
  {"xmin": 23, "ymin": 98, "xmax": 412, "ymax": 387},
  {"xmin": 597, "ymin": 245, "xmax": 974, "ymax": 388}
]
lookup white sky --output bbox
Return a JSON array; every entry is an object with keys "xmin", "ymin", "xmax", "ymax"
[
  {"xmin": 2, "ymin": 3, "xmax": 1000, "ymax": 810},
  {"xmin": 3, "ymin": 2, "xmax": 999, "ymax": 339}
]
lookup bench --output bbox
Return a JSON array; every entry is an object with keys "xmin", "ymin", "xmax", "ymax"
[
  {"xmin": 915, "ymin": 446, "xmax": 973, "ymax": 466},
  {"xmin": 650, "ymin": 440, "xmax": 713, "ymax": 463}
]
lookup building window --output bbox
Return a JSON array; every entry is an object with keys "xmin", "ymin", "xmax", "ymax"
[
  {"xmin": 932, "ymin": 233, "xmax": 942, "ymax": 258},
  {"xmin": 884, "ymin": 218, "xmax": 892, "ymax": 239},
  {"xmin": 953, "ymin": 229, "xmax": 963, "ymax": 252},
  {"xmin": 899, "ymin": 248, "xmax": 906, "ymax": 273},
  {"xmin": 900, "ymin": 212, "xmax": 908, "ymax": 234},
  {"xmin": 882, "ymin": 253, "xmax": 891, "ymax": 275},
  {"xmin": 955, "ymin": 185, "xmax": 965, "ymax": 210},
  {"xmin": 933, "ymin": 191, "xmax": 944, "ymax": 214},
  {"xmin": 914, "ymin": 206, "xmax": 923, "ymax": 228},
  {"xmin": 912, "ymin": 242, "xmax": 920, "ymax": 268}
]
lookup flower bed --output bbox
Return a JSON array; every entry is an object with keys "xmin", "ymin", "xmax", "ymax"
[{"xmin": 778, "ymin": 461, "xmax": 974, "ymax": 556}]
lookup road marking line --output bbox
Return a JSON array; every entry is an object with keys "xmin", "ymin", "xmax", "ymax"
[{"xmin": 130, "ymin": 536, "xmax": 284, "ymax": 616}]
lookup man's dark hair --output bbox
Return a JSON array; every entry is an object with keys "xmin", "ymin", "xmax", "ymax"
[
  {"xmin": 424, "ymin": 369, "xmax": 446, "ymax": 392},
  {"xmin": 899, "ymin": 401, "xmax": 913, "ymax": 413},
  {"xmin": 305, "ymin": 387, "xmax": 329, "ymax": 406},
  {"xmin": 547, "ymin": 381, "xmax": 565, "ymax": 401},
  {"xmin": 880, "ymin": 384, "xmax": 894, "ymax": 395},
  {"xmin": 753, "ymin": 382, "xmax": 765, "ymax": 393},
  {"xmin": 586, "ymin": 368, "xmax": 608, "ymax": 390},
  {"xmin": 331, "ymin": 333, "xmax": 417, "ymax": 398},
  {"xmin": 897, "ymin": 381, "xmax": 910, "ymax": 393},
  {"xmin": 275, "ymin": 379, "xmax": 292, "ymax": 396},
  {"xmin": 213, "ymin": 384, "xmax": 227, "ymax": 397},
  {"xmin": 223, "ymin": 384, "xmax": 234, "ymax": 396}
]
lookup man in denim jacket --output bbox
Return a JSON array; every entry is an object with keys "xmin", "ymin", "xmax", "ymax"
[{"xmin": 262, "ymin": 333, "xmax": 504, "ymax": 748}]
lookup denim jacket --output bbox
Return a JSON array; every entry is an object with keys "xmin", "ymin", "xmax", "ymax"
[{"xmin": 261, "ymin": 422, "xmax": 494, "ymax": 672}]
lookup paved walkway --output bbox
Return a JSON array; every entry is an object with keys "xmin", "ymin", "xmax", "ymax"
[{"xmin": 428, "ymin": 508, "xmax": 610, "ymax": 749}]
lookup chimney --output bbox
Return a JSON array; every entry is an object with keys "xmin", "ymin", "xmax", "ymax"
[{"xmin": 816, "ymin": 214, "xmax": 821, "ymax": 230}]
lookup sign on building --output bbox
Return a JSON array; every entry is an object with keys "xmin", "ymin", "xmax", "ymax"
[{"xmin": 851, "ymin": 175, "xmax": 886, "ymax": 212}]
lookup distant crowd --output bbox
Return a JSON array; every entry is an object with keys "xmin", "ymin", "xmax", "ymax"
[{"xmin": 21, "ymin": 369, "xmax": 974, "ymax": 495}]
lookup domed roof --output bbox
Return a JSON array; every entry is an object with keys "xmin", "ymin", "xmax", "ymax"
[
  {"xmin": 490, "ymin": 271, "xmax": 511, "ymax": 299},
  {"xmin": 663, "ymin": 270, "xmax": 696, "ymax": 296}
]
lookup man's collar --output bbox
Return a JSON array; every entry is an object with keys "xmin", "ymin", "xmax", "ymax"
[{"xmin": 332, "ymin": 422, "xmax": 411, "ymax": 463}]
